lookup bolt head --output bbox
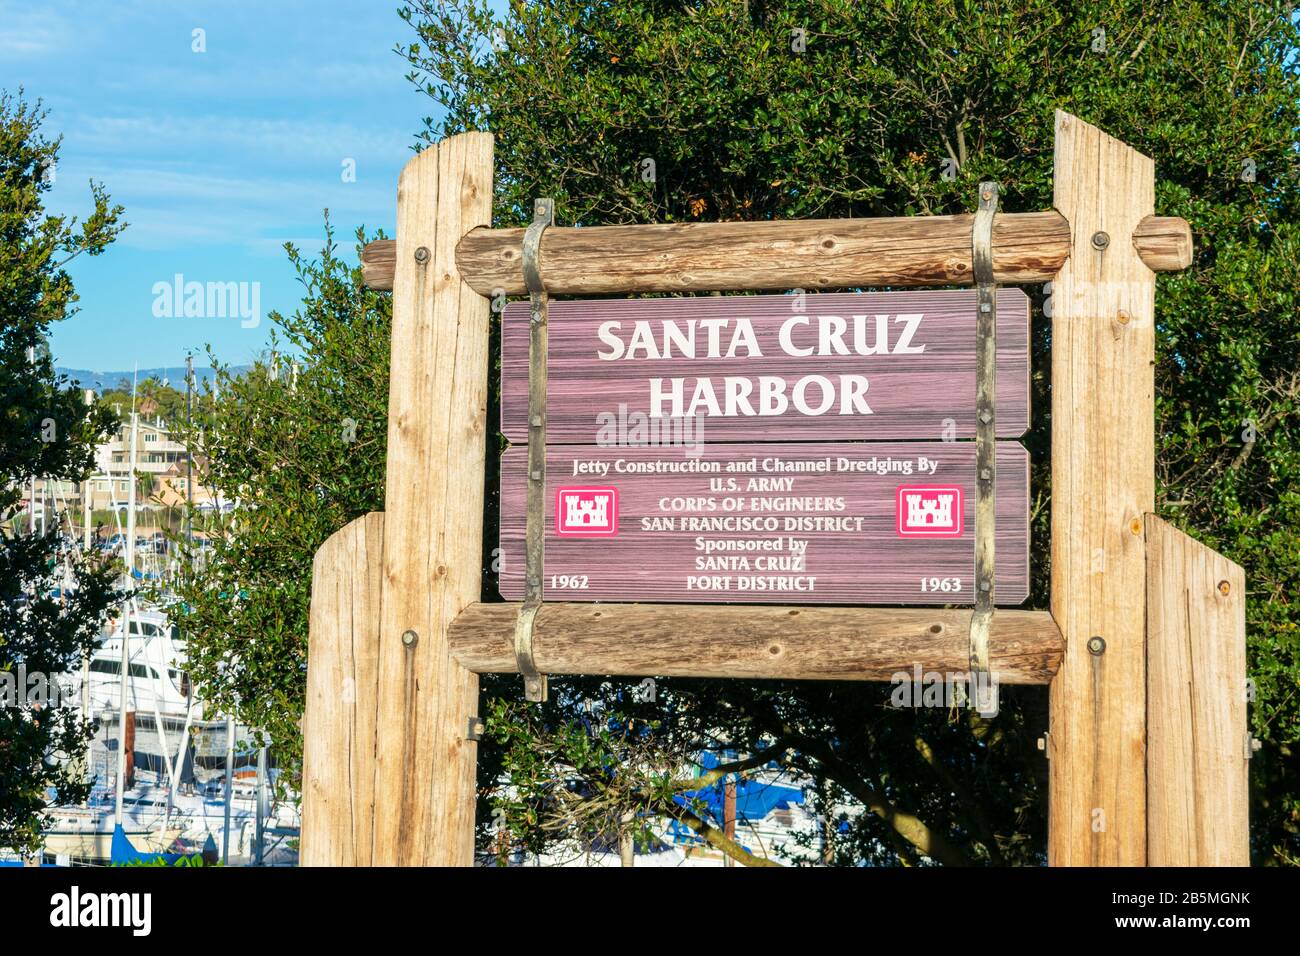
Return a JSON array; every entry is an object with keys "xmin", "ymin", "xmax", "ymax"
[
  {"xmin": 1087, "ymin": 635, "xmax": 1106, "ymax": 656},
  {"xmin": 1091, "ymin": 231, "xmax": 1110, "ymax": 250},
  {"xmin": 1218, "ymin": 579, "xmax": 1231, "ymax": 596},
  {"xmin": 414, "ymin": 246, "xmax": 430, "ymax": 264},
  {"xmin": 401, "ymin": 629, "xmax": 419, "ymax": 647}
]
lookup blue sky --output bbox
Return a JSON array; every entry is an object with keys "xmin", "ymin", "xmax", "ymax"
[{"xmin": 2, "ymin": 1, "xmax": 450, "ymax": 372}]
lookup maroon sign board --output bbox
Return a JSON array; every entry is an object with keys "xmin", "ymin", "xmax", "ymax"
[
  {"xmin": 500, "ymin": 443, "xmax": 1029, "ymax": 606},
  {"xmin": 499, "ymin": 289, "xmax": 1031, "ymax": 606},
  {"xmin": 502, "ymin": 289, "xmax": 1029, "ymax": 442}
]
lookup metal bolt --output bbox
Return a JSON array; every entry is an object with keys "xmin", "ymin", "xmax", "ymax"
[
  {"xmin": 980, "ymin": 302, "xmax": 991, "ymax": 313},
  {"xmin": 530, "ymin": 470, "xmax": 542, "ymax": 481},
  {"xmin": 1087, "ymin": 635, "xmax": 1106, "ymax": 656},
  {"xmin": 1218, "ymin": 579, "xmax": 1231, "ymax": 596},
  {"xmin": 467, "ymin": 716, "xmax": 484, "ymax": 741},
  {"xmin": 979, "ymin": 410, "xmax": 993, "ymax": 425},
  {"xmin": 1091, "ymin": 231, "xmax": 1110, "ymax": 250},
  {"xmin": 979, "ymin": 468, "xmax": 992, "ymax": 481},
  {"xmin": 401, "ymin": 629, "xmax": 419, "ymax": 647},
  {"xmin": 414, "ymin": 246, "xmax": 430, "ymax": 264},
  {"xmin": 979, "ymin": 579, "xmax": 991, "ymax": 592}
]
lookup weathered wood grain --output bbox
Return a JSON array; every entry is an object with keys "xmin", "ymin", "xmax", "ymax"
[
  {"xmin": 301, "ymin": 511, "xmax": 385, "ymax": 866},
  {"xmin": 358, "ymin": 212, "xmax": 1191, "ymax": 292},
  {"xmin": 500, "ymin": 289, "xmax": 1030, "ymax": 442},
  {"xmin": 499, "ymin": 442, "xmax": 1029, "ymax": 605},
  {"xmin": 1146, "ymin": 516, "xmax": 1248, "ymax": 866},
  {"xmin": 372, "ymin": 132, "xmax": 494, "ymax": 867},
  {"xmin": 1047, "ymin": 110, "xmax": 1156, "ymax": 867},
  {"xmin": 449, "ymin": 602, "xmax": 1063, "ymax": 684},
  {"xmin": 1132, "ymin": 216, "xmax": 1193, "ymax": 272}
]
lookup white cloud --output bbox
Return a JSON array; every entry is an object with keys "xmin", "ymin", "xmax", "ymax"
[
  {"xmin": 0, "ymin": 6, "xmax": 71, "ymax": 56},
  {"xmin": 67, "ymin": 112, "xmax": 411, "ymax": 165}
]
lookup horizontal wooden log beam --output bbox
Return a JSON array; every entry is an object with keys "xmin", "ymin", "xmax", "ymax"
[
  {"xmin": 449, "ymin": 602, "xmax": 1064, "ymax": 684},
  {"xmin": 359, "ymin": 212, "xmax": 1191, "ymax": 293}
]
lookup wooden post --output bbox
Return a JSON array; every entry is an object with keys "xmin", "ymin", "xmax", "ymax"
[
  {"xmin": 1047, "ymin": 110, "xmax": 1155, "ymax": 865},
  {"xmin": 370, "ymin": 133, "xmax": 495, "ymax": 866},
  {"xmin": 123, "ymin": 711, "xmax": 135, "ymax": 791},
  {"xmin": 1145, "ymin": 516, "xmax": 1249, "ymax": 865},
  {"xmin": 300, "ymin": 512, "xmax": 385, "ymax": 865},
  {"xmin": 723, "ymin": 781, "xmax": 737, "ymax": 868}
]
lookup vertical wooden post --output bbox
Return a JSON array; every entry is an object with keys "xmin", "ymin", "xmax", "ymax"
[
  {"xmin": 123, "ymin": 711, "xmax": 136, "ymax": 791},
  {"xmin": 301, "ymin": 512, "xmax": 385, "ymax": 865},
  {"xmin": 371, "ymin": 133, "xmax": 495, "ymax": 866},
  {"xmin": 1047, "ymin": 111, "xmax": 1155, "ymax": 865},
  {"xmin": 1145, "ymin": 516, "xmax": 1249, "ymax": 865}
]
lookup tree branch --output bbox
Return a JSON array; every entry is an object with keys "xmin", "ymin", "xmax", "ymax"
[{"xmin": 668, "ymin": 802, "xmax": 783, "ymax": 867}]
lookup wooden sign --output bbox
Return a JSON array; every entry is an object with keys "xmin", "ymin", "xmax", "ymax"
[
  {"xmin": 500, "ymin": 442, "xmax": 1028, "ymax": 605},
  {"xmin": 501, "ymin": 289, "xmax": 1029, "ymax": 442}
]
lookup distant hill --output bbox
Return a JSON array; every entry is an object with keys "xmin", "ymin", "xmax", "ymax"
[{"xmin": 57, "ymin": 365, "xmax": 250, "ymax": 393}]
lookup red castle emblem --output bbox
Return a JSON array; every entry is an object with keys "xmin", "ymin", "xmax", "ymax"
[
  {"xmin": 896, "ymin": 485, "xmax": 963, "ymax": 538},
  {"xmin": 556, "ymin": 487, "xmax": 619, "ymax": 537}
]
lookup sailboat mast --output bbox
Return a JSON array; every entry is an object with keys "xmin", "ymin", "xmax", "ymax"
[
  {"xmin": 114, "ymin": 402, "xmax": 139, "ymax": 827},
  {"xmin": 255, "ymin": 743, "xmax": 267, "ymax": 866},
  {"xmin": 185, "ymin": 355, "xmax": 194, "ymax": 543},
  {"xmin": 82, "ymin": 389, "xmax": 94, "ymax": 549},
  {"xmin": 222, "ymin": 712, "xmax": 234, "ymax": 865}
]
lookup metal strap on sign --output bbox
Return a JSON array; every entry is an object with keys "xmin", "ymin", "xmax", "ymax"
[
  {"xmin": 969, "ymin": 181, "xmax": 999, "ymax": 717},
  {"xmin": 513, "ymin": 197, "xmax": 554, "ymax": 703}
]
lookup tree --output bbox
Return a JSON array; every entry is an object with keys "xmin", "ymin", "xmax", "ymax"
[
  {"xmin": 167, "ymin": 221, "xmax": 391, "ymax": 771},
  {"xmin": 0, "ymin": 90, "xmax": 123, "ymax": 853},
  {"xmin": 396, "ymin": 0, "xmax": 1300, "ymax": 864}
]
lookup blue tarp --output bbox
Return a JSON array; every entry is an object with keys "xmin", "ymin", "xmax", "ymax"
[
  {"xmin": 0, "ymin": 860, "xmax": 60, "ymax": 867},
  {"xmin": 109, "ymin": 824, "xmax": 186, "ymax": 866},
  {"xmin": 668, "ymin": 750, "xmax": 806, "ymax": 848}
]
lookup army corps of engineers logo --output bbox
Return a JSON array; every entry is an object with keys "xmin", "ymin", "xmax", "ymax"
[
  {"xmin": 556, "ymin": 487, "xmax": 619, "ymax": 537},
  {"xmin": 896, "ymin": 485, "xmax": 964, "ymax": 538}
]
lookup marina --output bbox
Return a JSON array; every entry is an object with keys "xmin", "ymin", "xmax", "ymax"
[{"xmin": 6, "ymin": 373, "xmax": 299, "ymax": 868}]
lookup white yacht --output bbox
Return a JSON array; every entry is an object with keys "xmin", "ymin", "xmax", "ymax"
[{"xmin": 66, "ymin": 606, "xmax": 198, "ymax": 719}]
